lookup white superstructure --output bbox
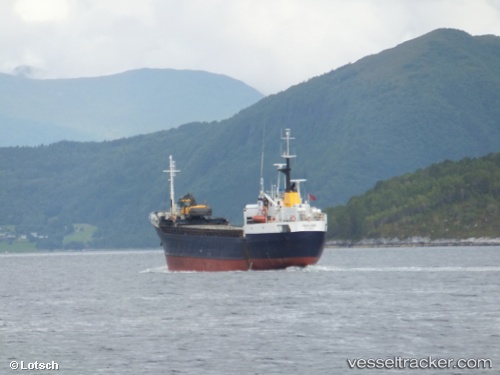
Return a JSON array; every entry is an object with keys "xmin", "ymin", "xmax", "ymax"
[{"xmin": 243, "ymin": 129, "xmax": 327, "ymax": 235}]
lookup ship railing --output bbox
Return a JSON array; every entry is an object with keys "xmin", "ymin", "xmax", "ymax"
[
  {"xmin": 295, "ymin": 213, "xmax": 326, "ymax": 222},
  {"xmin": 162, "ymin": 225, "xmax": 244, "ymax": 238}
]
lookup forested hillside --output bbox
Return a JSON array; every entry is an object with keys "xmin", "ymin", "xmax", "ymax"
[
  {"xmin": 0, "ymin": 68, "xmax": 263, "ymax": 146},
  {"xmin": 1, "ymin": 28, "xmax": 500, "ymax": 249},
  {"xmin": 325, "ymin": 153, "xmax": 500, "ymax": 241}
]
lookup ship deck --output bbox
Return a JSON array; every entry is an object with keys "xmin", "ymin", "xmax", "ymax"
[{"xmin": 160, "ymin": 224, "xmax": 244, "ymax": 238}]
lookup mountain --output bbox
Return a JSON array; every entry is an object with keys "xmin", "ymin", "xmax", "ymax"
[
  {"xmin": 1, "ymin": 28, "xmax": 500, "ymax": 249},
  {"xmin": 0, "ymin": 68, "xmax": 264, "ymax": 146},
  {"xmin": 325, "ymin": 152, "xmax": 500, "ymax": 241}
]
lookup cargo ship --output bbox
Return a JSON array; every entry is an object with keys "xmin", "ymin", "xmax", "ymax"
[{"xmin": 149, "ymin": 129, "xmax": 327, "ymax": 271}]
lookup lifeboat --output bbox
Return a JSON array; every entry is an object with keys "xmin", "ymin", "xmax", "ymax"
[{"xmin": 252, "ymin": 215, "xmax": 267, "ymax": 223}]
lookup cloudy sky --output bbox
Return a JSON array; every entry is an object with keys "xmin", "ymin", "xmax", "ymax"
[{"xmin": 2, "ymin": 0, "xmax": 500, "ymax": 94}]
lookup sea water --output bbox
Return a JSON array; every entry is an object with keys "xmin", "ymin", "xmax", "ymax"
[{"xmin": 1, "ymin": 247, "xmax": 499, "ymax": 374}]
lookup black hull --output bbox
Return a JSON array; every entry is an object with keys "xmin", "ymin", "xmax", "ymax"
[{"xmin": 154, "ymin": 227, "xmax": 326, "ymax": 271}]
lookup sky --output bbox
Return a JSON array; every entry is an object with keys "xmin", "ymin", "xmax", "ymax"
[{"xmin": 2, "ymin": 0, "xmax": 500, "ymax": 94}]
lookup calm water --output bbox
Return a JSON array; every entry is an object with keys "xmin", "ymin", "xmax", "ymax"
[{"xmin": 1, "ymin": 247, "xmax": 499, "ymax": 374}]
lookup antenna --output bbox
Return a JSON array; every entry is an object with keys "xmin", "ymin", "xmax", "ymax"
[
  {"xmin": 259, "ymin": 126, "xmax": 266, "ymax": 194},
  {"xmin": 163, "ymin": 155, "xmax": 180, "ymax": 215},
  {"xmin": 281, "ymin": 128, "xmax": 296, "ymax": 159}
]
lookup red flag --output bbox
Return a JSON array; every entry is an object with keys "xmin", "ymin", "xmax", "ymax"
[{"xmin": 308, "ymin": 193, "xmax": 317, "ymax": 201}]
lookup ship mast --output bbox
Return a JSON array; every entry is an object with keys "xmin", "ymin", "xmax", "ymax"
[
  {"xmin": 279, "ymin": 128, "xmax": 296, "ymax": 192},
  {"xmin": 163, "ymin": 155, "xmax": 180, "ymax": 216}
]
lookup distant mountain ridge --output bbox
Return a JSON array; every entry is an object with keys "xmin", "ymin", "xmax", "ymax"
[
  {"xmin": 1, "ymin": 28, "xmax": 500, "ymax": 249},
  {"xmin": 0, "ymin": 68, "xmax": 264, "ymax": 146}
]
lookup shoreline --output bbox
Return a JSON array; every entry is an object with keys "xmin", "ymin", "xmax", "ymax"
[
  {"xmin": 3, "ymin": 238, "xmax": 500, "ymax": 254},
  {"xmin": 328, "ymin": 237, "xmax": 500, "ymax": 248}
]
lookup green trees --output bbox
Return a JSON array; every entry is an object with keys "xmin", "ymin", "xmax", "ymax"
[{"xmin": 326, "ymin": 153, "xmax": 500, "ymax": 240}]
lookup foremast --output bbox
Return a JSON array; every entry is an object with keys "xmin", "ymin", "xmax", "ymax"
[{"xmin": 164, "ymin": 155, "xmax": 180, "ymax": 218}]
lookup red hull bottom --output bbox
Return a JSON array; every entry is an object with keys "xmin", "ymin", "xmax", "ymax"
[{"xmin": 165, "ymin": 255, "xmax": 320, "ymax": 272}]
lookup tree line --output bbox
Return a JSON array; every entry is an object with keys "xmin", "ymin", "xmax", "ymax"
[{"xmin": 325, "ymin": 153, "xmax": 500, "ymax": 240}]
